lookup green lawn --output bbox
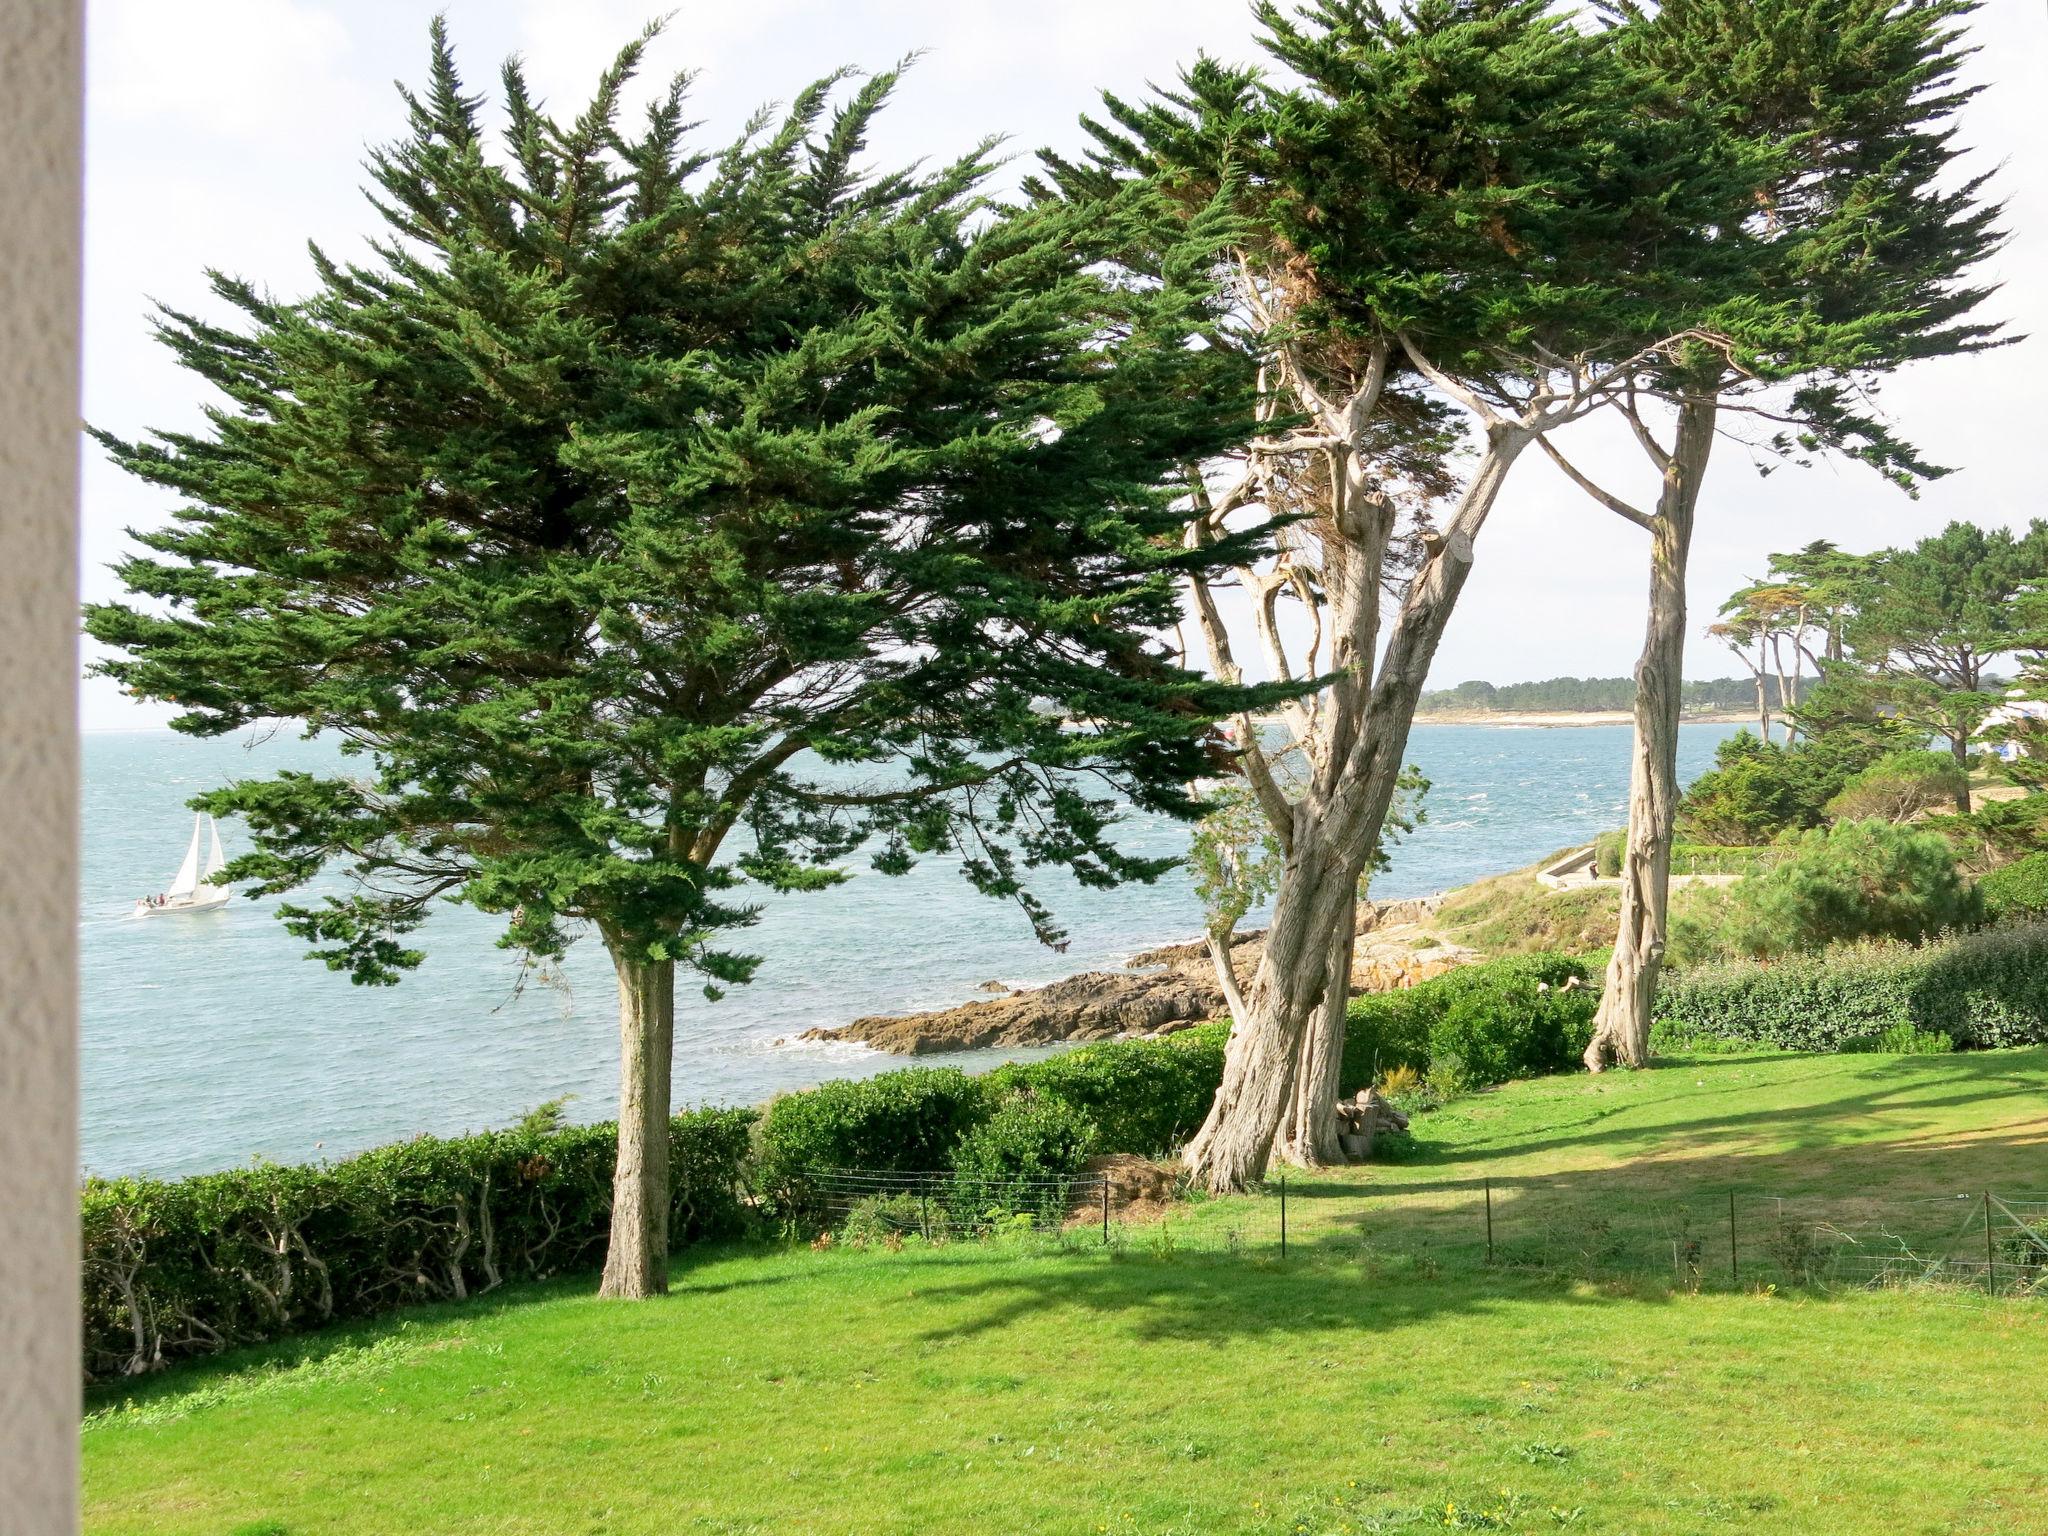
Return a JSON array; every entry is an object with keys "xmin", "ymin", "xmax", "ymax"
[{"xmin": 84, "ymin": 1050, "xmax": 2048, "ymax": 1535}]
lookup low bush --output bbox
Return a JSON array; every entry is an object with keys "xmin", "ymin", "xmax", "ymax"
[
  {"xmin": 838, "ymin": 1192, "xmax": 942, "ymax": 1247},
  {"xmin": 80, "ymin": 1108, "xmax": 753, "ymax": 1382},
  {"xmin": 987, "ymin": 1023, "xmax": 1229, "ymax": 1156},
  {"xmin": 948, "ymin": 1094, "xmax": 1097, "ymax": 1226},
  {"xmin": 753, "ymin": 1067, "xmax": 991, "ymax": 1221},
  {"xmin": 1824, "ymin": 750, "xmax": 1970, "ymax": 824},
  {"xmin": 1593, "ymin": 829, "xmax": 1625, "ymax": 878},
  {"xmin": 1980, "ymin": 850, "xmax": 2048, "ymax": 922},
  {"xmin": 1711, "ymin": 819, "xmax": 1981, "ymax": 958},
  {"xmin": 1846, "ymin": 1022, "xmax": 1955, "ymax": 1055},
  {"xmin": 1654, "ymin": 922, "xmax": 2048, "ymax": 1053},
  {"xmin": 1344, "ymin": 953, "xmax": 1594, "ymax": 1095}
]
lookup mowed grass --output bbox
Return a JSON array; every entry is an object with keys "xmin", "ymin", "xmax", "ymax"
[{"xmin": 84, "ymin": 1050, "xmax": 2048, "ymax": 1536}]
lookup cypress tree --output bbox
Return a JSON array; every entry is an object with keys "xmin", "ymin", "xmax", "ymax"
[
  {"xmin": 1567, "ymin": 0, "xmax": 2007, "ymax": 1069},
  {"xmin": 1038, "ymin": 1, "xmax": 1736, "ymax": 1186},
  {"xmin": 85, "ymin": 24, "xmax": 1282, "ymax": 1293}
]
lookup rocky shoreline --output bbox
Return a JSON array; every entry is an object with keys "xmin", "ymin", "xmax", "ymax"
[{"xmin": 792, "ymin": 895, "xmax": 1473, "ymax": 1056}]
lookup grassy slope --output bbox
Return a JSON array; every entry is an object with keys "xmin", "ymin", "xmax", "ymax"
[{"xmin": 84, "ymin": 1050, "xmax": 2048, "ymax": 1536}]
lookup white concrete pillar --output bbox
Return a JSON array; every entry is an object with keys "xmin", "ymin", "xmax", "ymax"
[{"xmin": 0, "ymin": 0, "xmax": 85, "ymax": 1530}]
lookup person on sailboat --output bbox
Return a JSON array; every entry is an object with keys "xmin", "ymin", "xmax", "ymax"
[{"xmin": 135, "ymin": 814, "xmax": 232, "ymax": 916}]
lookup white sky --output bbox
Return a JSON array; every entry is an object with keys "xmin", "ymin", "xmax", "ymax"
[{"xmin": 80, "ymin": 0, "xmax": 2048, "ymax": 731}]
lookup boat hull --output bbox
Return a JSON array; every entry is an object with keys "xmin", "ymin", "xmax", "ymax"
[{"xmin": 133, "ymin": 890, "xmax": 231, "ymax": 918}]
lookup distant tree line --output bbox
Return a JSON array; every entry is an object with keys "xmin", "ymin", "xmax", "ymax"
[{"xmin": 1418, "ymin": 676, "xmax": 1802, "ymax": 715}]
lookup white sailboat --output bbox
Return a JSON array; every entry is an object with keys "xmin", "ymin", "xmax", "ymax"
[{"xmin": 134, "ymin": 814, "xmax": 232, "ymax": 917}]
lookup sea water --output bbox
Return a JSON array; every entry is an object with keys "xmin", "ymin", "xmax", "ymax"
[{"xmin": 82, "ymin": 721, "xmax": 1739, "ymax": 1176}]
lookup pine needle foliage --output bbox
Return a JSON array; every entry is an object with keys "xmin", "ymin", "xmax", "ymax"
[{"xmin": 87, "ymin": 22, "xmax": 1285, "ymax": 994}]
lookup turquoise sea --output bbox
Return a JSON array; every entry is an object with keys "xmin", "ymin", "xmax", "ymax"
[{"xmin": 82, "ymin": 721, "xmax": 1740, "ymax": 1177}]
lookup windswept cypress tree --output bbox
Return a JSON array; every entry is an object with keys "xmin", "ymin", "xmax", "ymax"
[
  {"xmin": 85, "ymin": 24, "xmax": 1282, "ymax": 1295},
  {"xmin": 1569, "ymin": 0, "xmax": 2006, "ymax": 1070},
  {"xmin": 1038, "ymin": 0, "xmax": 1745, "ymax": 1187}
]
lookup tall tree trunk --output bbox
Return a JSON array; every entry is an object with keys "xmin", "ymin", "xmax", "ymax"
[
  {"xmin": 599, "ymin": 942, "xmax": 675, "ymax": 1299},
  {"xmin": 1275, "ymin": 889, "xmax": 1356, "ymax": 1167},
  {"xmin": 1948, "ymin": 731, "xmax": 1974, "ymax": 814},
  {"xmin": 1753, "ymin": 670, "xmax": 1771, "ymax": 744},
  {"xmin": 1185, "ymin": 427, "xmax": 1524, "ymax": 1191},
  {"xmin": 1584, "ymin": 399, "xmax": 1714, "ymax": 1073}
]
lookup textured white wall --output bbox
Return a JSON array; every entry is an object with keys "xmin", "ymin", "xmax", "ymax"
[{"xmin": 0, "ymin": 0, "xmax": 83, "ymax": 1530}]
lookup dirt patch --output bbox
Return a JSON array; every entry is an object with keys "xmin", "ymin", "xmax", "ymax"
[{"xmin": 1065, "ymin": 1154, "xmax": 1182, "ymax": 1228}]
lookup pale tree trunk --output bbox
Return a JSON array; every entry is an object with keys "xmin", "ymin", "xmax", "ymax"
[
  {"xmin": 1947, "ymin": 731, "xmax": 1974, "ymax": 814},
  {"xmin": 599, "ymin": 940, "xmax": 675, "ymax": 1299},
  {"xmin": 1184, "ymin": 424, "xmax": 1529, "ymax": 1191},
  {"xmin": 1274, "ymin": 888, "xmax": 1355, "ymax": 1167},
  {"xmin": 1770, "ymin": 634, "xmax": 1796, "ymax": 742},
  {"xmin": 1584, "ymin": 398, "xmax": 1714, "ymax": 1072}
]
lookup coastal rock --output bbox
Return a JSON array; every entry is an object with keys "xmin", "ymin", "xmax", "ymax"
[
  {"xmin": 799, "ymin": 967, "xmax": 1227, "ymax": 1054},
  {"xmin": 797, "ymin": 898, "xmax": 1479, "ymax": 1056}
]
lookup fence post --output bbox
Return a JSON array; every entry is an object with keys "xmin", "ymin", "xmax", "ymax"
[
  {"xmin": 1101, "ymin": 1175, "xmax": 1110, "ymax": 1245},
  {"xmin": 1484, "ymin": 1177, "xmax": 1493, "ymax": 1266},
  {"xmin": 1280, "ymin": 1174, "xmax": 1288, "ymax": 1259},
  {"xmin": 1985, "ymin": 1190, "xmax": 1995, "ymax": 1295},
  {"xmin": 1729, "ymin": 1191, "xmax": 1738, "ymax": 1284}
]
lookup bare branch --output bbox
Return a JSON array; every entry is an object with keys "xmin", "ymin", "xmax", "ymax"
[{"xmin": 1536, "ymin": 436, "xmax": 1655, "ymax": 531}]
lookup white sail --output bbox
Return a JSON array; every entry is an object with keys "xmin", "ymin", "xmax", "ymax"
[
  {"xmin": 166, "ymin": 814, "xmax": 203, "ymax": 898},
  {"xmin": 203, "ymin": 815, "xmax": 227, "ymax": 881}
]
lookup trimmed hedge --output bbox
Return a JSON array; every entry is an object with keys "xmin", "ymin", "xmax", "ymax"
[
  {"xmin": 753, "ymin": 1067, "xmax": 991, "ymax": 1221},
  {"xmin": 1653, "ymin": 922, "xmax": 2048, "ymax": 1054},
  {"xmin": 81, "ymin": 1108, "xmax": 753, "ymax": 1382},
  {"xmin": 949, "ymin": 1095, "xmax": 1099, "ymax": 1225},
  {"xmin": 84, "ymin": 954, "xmax": 1607, "ymax": 1377},
  {"xmin": 989, "ymin": 1023, "xmax": 1230, "ymax": 1156},
  {"xmin": 1343, "ymin": 953, "xmax": 1594, "ymax": 1094}
]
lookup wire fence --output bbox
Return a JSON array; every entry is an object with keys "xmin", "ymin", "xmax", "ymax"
[{"xmin": 808, "ymin": 1166, "xmax": 2048, "ymax": 1296}]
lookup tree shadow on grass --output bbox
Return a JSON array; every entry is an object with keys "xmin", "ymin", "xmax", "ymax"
[
  {"xmin": 890, "ymin": 1120, "xmax": 2048, "ymax": 1350},
  {"xmin": 1371, "ymin": 1048, "xmax": 2048, "ymax": 1175},
  {"xmin": 901, "ymin": 1245, "xmax": 1654, "ymax": 1349}
]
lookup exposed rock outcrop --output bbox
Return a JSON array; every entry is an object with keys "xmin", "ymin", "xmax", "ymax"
[
  {"xmin": 797, "ymin": 967, "xmax": 1226, "ymax": 1054},
  {"xmin": 791, "ymin": 892, "xmax": 1475, "ymax": 1056}
]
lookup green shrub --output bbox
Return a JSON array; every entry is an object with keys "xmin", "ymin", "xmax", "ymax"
[
  {"xmin": 1593, "ymin": 828, "xmax": 1626, "ymax": 878},
  {"xmin": 1427, "ymin": 957, "xmax": 1599, "ymax": 1085},
  {"xmin": 1716, "ymin": 819, "xmax": 1981, "ymax": 957},
  {"xmin": 1824, "ymin": 750, "xmax": 1970, "ymax": 824},
  {"xmin": 1343, "ymin": 953, "xmax": 1594, "ymax": 1095},
  {"xmin": 948, "ymin": 1095, "xmax": 1097, "ymax": 1226},
  {"xmin": 1980, "ymin": 850, "xmax": 2048, "ymax": 922},
  {"xmin": 1847, "ymin": 1023, "xmax": 1955, "ymax": 1055},
  {"xmin": 753, "ymin": 1067, "xmax": 991, "ymax": 1221},
  {"xmin": 1678, "ymin": 728, "xmax": 1905, "ymax": 846},
  {"xmin": 838, "ymin": 1192, "xmax": 943, "ymax": 1247},
  {"xmin": 988, "ymin": 1022, "xmax": 1228, "ymax": 1155},
  {"xmin": 1654, "ymin": 922, "xmax": 2048, "ymax": 1053},
  {"xmin": 1341, "ymin": 989, "xmax": 1436, "ymax": 1089},
  {"xmin": 80, "ymin": 1108, "xmax": 753, "ymax": 1382}
]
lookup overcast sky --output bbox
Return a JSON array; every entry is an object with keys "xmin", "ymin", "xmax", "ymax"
[{"xmin": 80, "ymin": 0, "xmax": 2048, "ymax": 731}]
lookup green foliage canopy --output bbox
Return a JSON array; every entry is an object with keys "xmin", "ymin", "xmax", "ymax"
[
  {"xmin": 85, "ymin": 25, "xmax": 1286, "ymax": 993},
  {"xmin": 1713, "ymin": 819, "xmax": 1980, "ymax": 958}
]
